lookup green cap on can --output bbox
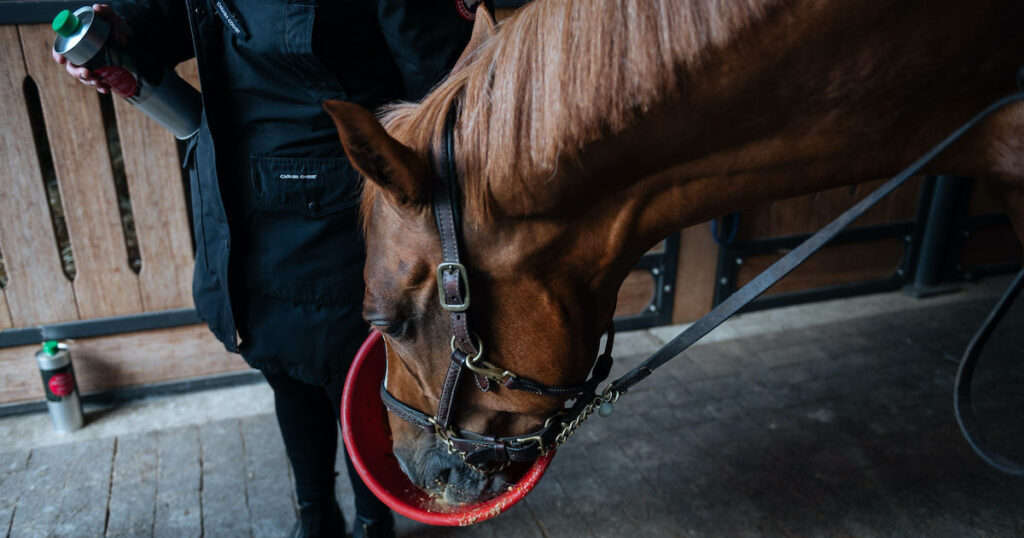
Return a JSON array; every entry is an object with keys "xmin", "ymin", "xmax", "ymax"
[
  {"xmin": 52, "ymin": 10, "xmax": 82, "ymax": 38},
  {"xmin": 42, "ymin": 340, "xmax": 59, "ymax": 356}
]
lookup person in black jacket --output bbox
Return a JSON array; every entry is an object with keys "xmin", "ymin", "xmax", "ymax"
[{"xmin": 54, "ymin": 1, "xmax": 478, "ymax": 536}]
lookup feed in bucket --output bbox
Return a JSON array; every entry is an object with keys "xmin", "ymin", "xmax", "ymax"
[{"xmin": 341, "ymin": 330, "xmax": 555, "ymax": 526}]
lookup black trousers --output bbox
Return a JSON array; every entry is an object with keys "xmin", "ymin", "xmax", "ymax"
[{"xmin": 262, "ymin": 371, "xmax": 389, "ymax": 520}]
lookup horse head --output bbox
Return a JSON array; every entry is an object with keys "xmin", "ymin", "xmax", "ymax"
[{"xmin": 322, "ymin": 11, "xmax": 633, "ymax": 505}]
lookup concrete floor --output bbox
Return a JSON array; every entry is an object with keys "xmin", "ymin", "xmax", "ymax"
[{"xmin": 1, "ymin": 276, "xmax": 1022, "ymax": 537}]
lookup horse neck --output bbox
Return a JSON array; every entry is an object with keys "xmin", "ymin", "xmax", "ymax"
[{"xmin": 528, "ymin": 0, "xmax": 1023, "ymax": 293}]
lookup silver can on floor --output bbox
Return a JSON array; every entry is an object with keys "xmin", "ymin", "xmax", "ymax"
[{"xmin": 36, "ymin": 341, "xmax": 84, "ymax": 432}]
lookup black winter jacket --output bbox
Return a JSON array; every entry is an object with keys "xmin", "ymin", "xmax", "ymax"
[{"xmin": 112, "ymin": 0, "xmax": 474, "ymax": 384}]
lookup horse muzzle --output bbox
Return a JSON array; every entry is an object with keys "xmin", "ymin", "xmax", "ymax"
[{"xmin": 341, "ymin": 331, "xmax": 555, "ymax": 525}]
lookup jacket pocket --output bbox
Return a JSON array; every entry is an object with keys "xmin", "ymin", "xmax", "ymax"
[
  {"xmin": 250, "ymin": 155, "xmax": 361, "ymax": 216},
  {"xmin": 248, "ymin": 155, "xmax": 365, "ymax": 305}
]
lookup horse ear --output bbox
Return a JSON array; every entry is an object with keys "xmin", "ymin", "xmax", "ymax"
[
  {"xmin": 323, "ymin": 100, "xmax": 429, "ymax": 207},
  {"xmin": 451, "ymin": 5, "xmax": 496, "ymax": 73}
]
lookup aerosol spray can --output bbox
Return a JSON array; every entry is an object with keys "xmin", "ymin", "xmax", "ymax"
[
  {"xmin": 51, "ymin": 6, "xmax": 202, "ymax": 139},
  {"xmin": 35, "ymin": 341, "xmax": 84, "ymax": 433}
]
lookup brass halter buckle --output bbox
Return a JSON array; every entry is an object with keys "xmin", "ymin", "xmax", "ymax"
[{"xmin": 436, "ymin": 262, "xmax": 470, "ymax": 311}]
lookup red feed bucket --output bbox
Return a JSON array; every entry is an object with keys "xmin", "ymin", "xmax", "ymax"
[{"xmin": 341, "ymin": 330, "xmax": 555, "ymax": 526}]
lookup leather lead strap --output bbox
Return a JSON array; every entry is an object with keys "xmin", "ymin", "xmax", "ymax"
[
  {"xmin": 954, "ymin": 266, "xmax": 1024, "ymax": 475},
  {"xmin": 609, "ymin": 91, "xmax": 1024, "ymax": 397}
]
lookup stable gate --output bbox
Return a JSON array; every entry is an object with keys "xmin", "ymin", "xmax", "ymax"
[{"xmin": 1, "ymin": 4, "xmax": 1020, "ymax": 408}]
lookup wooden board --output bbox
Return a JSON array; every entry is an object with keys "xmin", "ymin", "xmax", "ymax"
[
  {"xmin": 614, "ymin": 269, "xmax": 654, "ymax": 317},
  {"xmin": 19, "ymin": 24, "xmax": 143, "ymax": 319},
  {"xmin": 962, "ymin": 226, "xmax": 1022, "ymax": 270},
  {"xmin": 0, "ymin": 291, "xmax": 11, "ymax": 330},
  {"xmin": 738, "ymin": 178, "xmax": 922, "ymax": 240},
  {"xmin": 0, "ymin": 25, "xmax": 79, "ymax": 327},
  {"xmin": 969, "ymin": 180, "xmax": 1006, "ymax": 216},
  {"xmin": 735, "ymin": 238, "xmax": 905, "ymax": 296},
  {"xmin": 0, "ymin": 323, "xmax": 245, "ymax": 405},
  {"xmin": 672, "ymin": 223, "xmax": 718, "ymax": 323},
  {"xmin": 113, "ymin": 95, "xmax": 194, "ymax": 311},
  {"xmin": 175, "ymin": 58, "xmax": 200, "ymax": 90}
]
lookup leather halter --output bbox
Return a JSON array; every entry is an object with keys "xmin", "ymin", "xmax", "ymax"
[{"xmin": 380, "ymin": 107, "xmax": 615, "ymax": 470}]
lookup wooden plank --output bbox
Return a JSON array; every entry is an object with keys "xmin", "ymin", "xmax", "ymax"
[
  {"xmin": 672, "ymin": 223, "xmax": 718, "ymax": 323},
  {"xmin": 175, "ymin": 59, "xmax": 200, "ymax": 91},
  {"xmin": 767, "ymin": 193, "xmax": 817, "ymax": 238},
  {"xmin": 8, "ymin": 444, "xmax": 66, "ymax": 538},
  {"xmin": 614, "ymin": 269, "xmax": 654, "ymax": 317},
  {"xmin": 0, "ymin": 291, "xmax": 12, "ymax": 330},
  {"xmin": 736, "ymin": 238, "xmax": 905, "ymax": 296},
  {"xmin": 0, "ymin": 450, "xmax": 30, "ymax": 537},
  {"xmin": 0, "ymin": 323, "xmax": 245, "ymax": 405},
  {"xmin": 970, "ymin": 180, "xmax": 1005, "ymax": 215},
  {"xmin": 0, "ymin": 342, "xmax": 40, "ymax": 406},
  {"xmin": 19, "ymin": 23, "xmax": 143, "ymax": 319},
  {"xmin": 0, "ymin": 25, "xmax": 79, "ymax": 327},
  {"xmin": 53, "ymin": 438, "xmax": 114, "ymax": 538},
  {"xmin": 811, "ymin": 185, "xmax": 861, "ymax": 230},
  {"xmin": 154, "ymin": 425, "xmax": 202, "ymax": 538},
  {"xmin": 241, "ymin": 416, "xmax": 294, "ymax": 538},
  {"xmin": 112, "ymin": 96, "xmax": 194, "ymax": 311},
  {"xmin": 199, "ymin": 420, "xmax": 252, "ymax": 537},
  {"xmin": 106, "ymin": 432, "xmax": 159, "ymax": 537},
  {"xmin": 962, "ymin": 226, "xmax": 1021, "ymax": 270}
]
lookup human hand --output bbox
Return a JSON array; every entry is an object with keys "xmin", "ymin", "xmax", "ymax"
[{"xmin": 51, "ymin": 4, "xmax": 134, "ymax": 94}]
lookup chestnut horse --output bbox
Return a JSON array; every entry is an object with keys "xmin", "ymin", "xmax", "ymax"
[{"xmin": 325, "ymin": 0, "xmax": 1024, "ymax": 504}]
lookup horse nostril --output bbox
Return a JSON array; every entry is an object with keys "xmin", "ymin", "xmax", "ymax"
[{"xmin": 436, "ymin": 467, "xmax": 452, "ymax": 487}]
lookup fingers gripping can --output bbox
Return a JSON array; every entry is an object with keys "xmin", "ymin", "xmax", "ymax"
[
  {"xmin": 52, "ymin": 7, "xmax": 202, "ymax": 139},
  {"xmin": 36, "ymin": 341, "xmax": 84, "ymax": 432}
]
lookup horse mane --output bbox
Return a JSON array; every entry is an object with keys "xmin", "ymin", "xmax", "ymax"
[{"xmin": 375, "ymin": 0, "xmax": 774, "ymax": 220}]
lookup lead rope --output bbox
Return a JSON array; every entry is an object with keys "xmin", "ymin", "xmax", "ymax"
[
  {"xmin": 590, "ymin": 84, "xmax": 1024, "ymax": 473},
  {"xmin": 954, "ymin": 267, "xmax": 1024, "ymax": 475}
]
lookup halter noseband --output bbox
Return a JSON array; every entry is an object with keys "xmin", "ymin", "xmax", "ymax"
[{"xmin": 379, "ymin": 106, "xmax": 616, "ymax": 472}]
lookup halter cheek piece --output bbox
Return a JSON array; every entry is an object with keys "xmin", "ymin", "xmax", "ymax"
[{"xmin": 379, "ymin": 107, "xmax": 617, "ymax": 472}]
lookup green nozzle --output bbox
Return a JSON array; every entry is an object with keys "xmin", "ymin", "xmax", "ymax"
[
  {"xmin": 52, "ymin": 10, "xmax": 82, "ymax": 38},
  {"xmin": 42, "ymin": 340, "xmax": 59, "ymax": 356}
]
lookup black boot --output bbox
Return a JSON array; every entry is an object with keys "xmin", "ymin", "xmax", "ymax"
[
  {"xmin": 351, "ymin": 512, "xmax": 395, "ymax": 538},
  {"xmin": 289, "ymin": 494, "xmax": 346, "ymax": 538}
]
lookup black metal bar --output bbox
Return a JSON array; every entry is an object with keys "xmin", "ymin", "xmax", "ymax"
[
  {"xmin": 0, "ymin": 370, "xmax": 264, "ymax": 418},
  {"xmin": 904, "ymin": 175, "xmax": 962, "ymax": 298},
  {"xmin": 613, "ymin": 233, "xmax": 680, "ymax": 331},
  {"xmin": 900, "ymin": 175, "xmax": 937, "ymax": 282},
  {"xmin": 0, "ymin": 1, "xmax": 84, "ymax": 24},
  {"xmin": 945, "ymin": 178, "xmax": 977, "ymax": 281},
  {"xmin": 712, "ymin": 220, "xmax": 917, "ymax": 307},
  {"xmin": 0, "ymin": 308, "xmax": 202, "ymax": 348},
  {"xmin": 962, "ymin": 261, "xmax": 1023, "ymax": 282},
  {"xmin": 655, "ymin": 232, "xmax": 680, "ymax": 326}
]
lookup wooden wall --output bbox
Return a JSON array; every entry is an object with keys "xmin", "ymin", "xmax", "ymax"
[
  {"xmin": 0, "ymin": 24, "xmax": 245, "ymax": 405},
  {"xmin": 1, "ymin": 16, "xmax": 1019, "ymax": 406}
]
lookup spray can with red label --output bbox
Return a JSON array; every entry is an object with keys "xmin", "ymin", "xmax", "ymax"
[
  {"xmin": 36, "ymin": 341, "xmax": 84, "ymax": 432},
  {"xmin": 51, "ymin": 6, "xmax": 202, "ymax": 139}
]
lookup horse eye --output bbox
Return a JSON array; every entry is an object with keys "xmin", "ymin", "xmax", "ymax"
[{"xmin": 368, "ymin": 318, "xmax": 408, "ymax": 338}]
